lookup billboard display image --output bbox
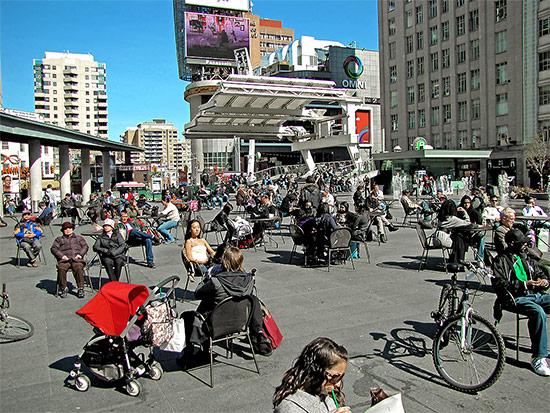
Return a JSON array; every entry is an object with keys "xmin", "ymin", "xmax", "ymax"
[
  {"xmin": 184, "ymin": 0, "xmax": 249, "ymax": 11},
  {"xmin": 185, "ymin": 12, "xmax": 249, "ymax": 60}
]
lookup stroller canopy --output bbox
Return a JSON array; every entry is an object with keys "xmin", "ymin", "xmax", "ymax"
[{"xmin": 76, "ymin": 282, "xmax": 149, "ymax": 336}]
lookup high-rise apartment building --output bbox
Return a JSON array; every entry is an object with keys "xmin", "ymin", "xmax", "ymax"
[
  {"xmin": 121, "ymin": 119, "xmax": 179, "ymax": 169},
  {"xmin": 33, "ymin": 52, "xmax": 108, "ymax": 138},
  {"xmin": 378, "ymin": 0, "xmax": 549, "ymax": 186},
  {"xmin": 173, "ymin": 139, "xmax": 192, "ymax": 172},
  {"xmin": 244, "ymin": 13, "xmax": 294, "ymax": 69}
]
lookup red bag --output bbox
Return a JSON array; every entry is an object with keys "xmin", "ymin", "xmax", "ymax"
[{"xmin": 260, "ymin": 300, "xmax": 283, "ymax": 349}]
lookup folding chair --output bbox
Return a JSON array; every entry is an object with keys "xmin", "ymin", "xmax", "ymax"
[
  {"xmin": 327, "ymin": 227, "xmax": 356, "ymax": 272},
  {"xmin": 401, "ymin": 198, "xmax": 418, "ymax": 227},
  {"xmin": 415, "ymin": 224, "xmax": 450, "ymax": 273},
  {"xmin": 289, "ymin": 224, "xmax": 308, "ymax": 266}
]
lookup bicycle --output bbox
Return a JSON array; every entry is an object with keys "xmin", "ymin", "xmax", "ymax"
[
  {"xmin": 430, "ymin": 262, "xmax": 505, "ymax": 393},
  {"xmin": 0, "ymin": 284, "xmax": 34, "ymax": 342}
]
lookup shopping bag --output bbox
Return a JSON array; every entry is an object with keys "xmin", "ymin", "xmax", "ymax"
[
  {"xmin": 163, "ymin": 318, "xmax": 186, "ymax": 352},
  {"xmin": 259, "ymin": 300, "xmax": 283, "ymax": 349}
]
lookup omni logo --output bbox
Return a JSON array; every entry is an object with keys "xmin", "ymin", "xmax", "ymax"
[{"xmin": 343, "ymin": 56, "xmax": 363, "ymax": 79}]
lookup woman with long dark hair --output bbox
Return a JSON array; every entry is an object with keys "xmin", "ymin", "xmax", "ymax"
[
  {"xmin": 184, "ymin": 219, "xmax": 215, "ymax": 281},
  {"xmin": 273, "ymin": 337, "xmax": 351, "ymax": 412}
]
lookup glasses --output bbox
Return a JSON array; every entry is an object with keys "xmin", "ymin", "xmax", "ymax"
[
  {"xmin": 491, "ymin": 199, "xmax": 498, "ymax": 202},
  {"xmin": 463, "ymin": 201, "xmax": 471, "ymax": 205},
  {"xmin": 325, "ymin": 371, "xmax": 345, "ymax": 384}
]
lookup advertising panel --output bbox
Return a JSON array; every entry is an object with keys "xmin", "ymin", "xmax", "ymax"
[
  {"xmin": 355, "ymin": 110, "xmax": 371, "ymax": 145},
  {"xmin": 185, "ymin": 12, "xmax": 249, "ymax": 60},
  {"xmin": 184, "ymin": 0, "xmax": 249, "ymax": 11}
]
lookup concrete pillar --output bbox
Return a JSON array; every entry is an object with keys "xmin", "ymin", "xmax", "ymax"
[
  {"xmin": 247, "ymin": 139, "xmax": 255, "ymax": 174},
  {"xmin": 29, "ymin": 139, "xmax": 42, "ymax": 213},
  {"xmin": 81, "ymin": 148, "xmax": 91, "ymax": 203},
  {"xmin": 191, "ymin": 139, "xmax": 203, "ymax": 185},
  {"xmin": 300, "ymin": 149, "xmax": 316, "ymax": 173},
  {"xmin": 59, "ymin": 144, "xmax": 71, "ymax": 197},
  {"xmin": 102, "ymin": 150, "xmax": 111, "ymax": 191}
]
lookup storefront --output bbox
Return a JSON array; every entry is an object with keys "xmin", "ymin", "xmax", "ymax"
[{"xmin": 486, "ymin": 158, "xmax": 517, "ymax": 186}]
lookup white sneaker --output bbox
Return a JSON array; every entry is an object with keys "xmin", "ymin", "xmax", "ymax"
[{"xmin": 531, "ymin": 356, "xmax": 550, "ymax": 376}]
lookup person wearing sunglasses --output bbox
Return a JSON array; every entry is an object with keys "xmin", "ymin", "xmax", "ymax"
[
  {"xmin": 482, "ymin": 196, "xmax": 504, "ymax": 227},
  {"xmin": 273, "ymin": 337, "xmax": 351, "ymax": 412}
]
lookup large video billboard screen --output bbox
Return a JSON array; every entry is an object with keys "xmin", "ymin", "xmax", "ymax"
[
  {"xmin": 184, "ymin": 0, "xmax": 249, "ymax": 11},
  {"xmin": 185, "ymin": 12, "xmax": 249, "ymax": 60}
]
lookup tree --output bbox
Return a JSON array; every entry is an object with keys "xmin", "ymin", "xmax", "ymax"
[{"xmin": 524, "ymin": 131, "xmax": 549, "ymax": 189}]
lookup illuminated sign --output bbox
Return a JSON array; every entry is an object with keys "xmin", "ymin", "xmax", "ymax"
[
  {"xmin": 411, "ymin": 136, "xmax": 428, "ymax": 150},
  {"xmin": 184, "ymin": 0, "xmax": 249, "ymax": 11},
  {"xmin": 185, "ymin": 12, "xmax": 250, "ymax": 60},
  {"xmin": 343, "ymin": 56, "xmax": 363, "ymax": 79}
]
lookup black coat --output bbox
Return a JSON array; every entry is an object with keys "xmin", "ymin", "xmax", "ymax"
[{"xmin": 93, "ymin": 231, "xmax": 127, "ymax": 259}]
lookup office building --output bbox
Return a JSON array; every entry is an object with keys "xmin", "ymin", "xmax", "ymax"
[
  {"xmin": 378, "ymin": 0, "xmax": 550, "ymax": 186},
  {"xmin": 173, "ymin": 138, "xmax": 192, "ymax": 172},
  {"xmin": 33, "ymin": 52, "xmax": 108, "ymax": 138}
]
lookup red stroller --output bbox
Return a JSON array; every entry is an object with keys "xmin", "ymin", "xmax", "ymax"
[{"xmin": 69, "ymin": 276, "xmax": 180, "ymax": 396}]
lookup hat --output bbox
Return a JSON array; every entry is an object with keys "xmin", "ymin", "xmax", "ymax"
[
  {"xmin": 504, "ymin": 228, "xmax": 531, "ymax": 246},
  {"xmin": 61, "ymin": 222, "xmax": 74, "ymax": 230},
  {"xmin": 22, "ymin": 210, "xmax": 31, "ymax": 216},
  {"xmin": 103, "ymin": 218, "xmax": 115, "ymax": 228}
]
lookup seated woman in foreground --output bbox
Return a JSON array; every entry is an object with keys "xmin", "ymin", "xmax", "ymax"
[{"xmin": 184, "ymin": 219, "xmax": 215, "ymax": 282}]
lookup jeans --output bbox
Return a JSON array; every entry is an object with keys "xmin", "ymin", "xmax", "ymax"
[
  {"xmin": 158, "ymin": 220, "xmax": 178, "ymax": 242},
  {"xmin": 128, "ymin": 230, "xmax": 154, "ymax": 263},
  {"xmin": 512, "ymin": 293, "xmax": 550, "ymax": 357}
]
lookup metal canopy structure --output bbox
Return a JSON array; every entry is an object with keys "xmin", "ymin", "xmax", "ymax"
[
  {"xmin": 0, "ymin": 112, "xmax": 143, "ymax": 152},
  {"xmin": 372, "ymin": 149, "xmax": 493, "ymax": 161},
  {"xmin": 184, "ymin": 75, "xmax": 361, "ymax": 140}
]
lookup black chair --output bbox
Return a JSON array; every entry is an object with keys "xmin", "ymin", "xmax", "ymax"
[
  {"xmin": 401, "ymin": 198, "xmax": 418, "ymax": 227},
  {"xmin": 415, "ymin": 224, "xmax": 450, "ymax": 273},
  {"xmin": 203, "ymin": 218, "xmax": 226, "ymax": 245},
  {"xmin": 39, "ymin": 212, "xmax": 54, "ymax": 236},
  {"xmin": 289, "ymin": 224, "xmax": 308, "ymax": 266},
  {"xmin": 195, "ymin": 296, "xmax": 260, "ymax": 387},
  {"xmin": 327, "ymin": 228, "xmax": 355, "ymax": 272},
  {"xmin": 180, "ymin": 250, "xmax": 205, "ymax": 303},
  {"xmin": 55, "ymin": 254, "xmax": 95, "ymax": 296}
]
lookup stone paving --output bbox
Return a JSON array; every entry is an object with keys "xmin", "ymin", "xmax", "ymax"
[{"xmin": 0, "ymin": 199, "xmax": 548, "ymax": 412}]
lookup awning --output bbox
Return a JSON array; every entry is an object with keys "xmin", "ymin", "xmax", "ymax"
[{"xmin": 372, "ymin": 149, "xmax": 493, "ymax": 161}]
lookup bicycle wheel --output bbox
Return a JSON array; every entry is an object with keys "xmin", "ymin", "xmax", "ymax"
[
  {"xmin": 432, "ymin": 313, "xmax": 505, "ymax": 393},
  {"xmin": 0, "ymin": 314, "xmax": 34, "ymax": 342}
]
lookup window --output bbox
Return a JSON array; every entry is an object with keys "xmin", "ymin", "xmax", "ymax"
[
  {"xmin": 431, "ymin": 80, "xmax": 440, "ymax": 98},
  {"xmin": 539, "ymin": 52, "xmax": 550, "ymax": 72},
  {"xmin": 429, "ymin": 0, "xmax": 438, "ymax": 18},
  {"xmin": 390, "ymin": 66, "xmax": 397, "ymax": 83},
  {"xmin": 391, "ymin": 114, "xmax": 399, "ymax": 131},
  {"xmin": 430, "ymin": 26, "xmax": 438, "ymax": 45},
  {"xmin": 539, "ymin": 17, "xmax": 550, "ymax": 37},
  {"xmin": 496, "ymin": 93, "xmax": 508, "ymax": 115},
  {"xmin": 471, "ymin": 69, "xmax": 480, "ymax": 90},
  {"xmin": 456, "ymin": 44, "xmax": 466, "ymax": 64},
  {"xmin": 417, "ymin": 31, "xmax": 424, "ymax": 50},
  {"xmin": 407, "ymin": 86, "xmax": 415, "ymax": 103},
  {"xmin": 2, "ymin": 141, "xmax": 8, "ymax": 150},
  {"xmin": 470, "ymin": 39, "xmax": 480, "ymax": 61},
  {"xmin": 456, "ymin": 0, "xmax": 464, "ymax": 7},
  {"xmin": 406, "ymin": 35, "xmax": 414, "ymax": 54},
  {"xmin": 390, "ymin": 90, "xmax": 398, "ymax": 107},
  {"xmin": 417, "ymin": 57, "xmax": 425, "ymax": 75},
  {"xmin": 458, "ymin": 101, "xmax": 468, "ymax": 121},
  {"xmin": 472, "ymin": 129, "xmax": 480, "ymax": 148},
  {"xmin": 471, "ymin": 98, "xmax": 481, "ymax": 119},
  {"xmin": 441, "ymin": 0, "xmax": 449, "ymax": 13},
  {"xmin": 497, "ymin": 125, "xmax": 508, "ymax": 146},
  {"xmin": 443, "ymin": 77, "xmax": 451, "ymax": 96},
  {"xmin": 443, "ymin": 104, "xmax": 452, "ymax": 123},
  {"xmin": 405, "ymin": 10, "xmax": 413, "ymax": 28},
  {"xmin": 389, "ymin": 18, "xmax": 396, "ymax": 35},
  {"xmin": 456, "ymin": 15, "xmax": 466, "ymax": 36},
  {"xmin": 457, "ymin": 72, "xmax": 467, "ymax": 93},
  {"xmin": 85, "ymin": 67, "xmax": 89, "ymax": 72},
  {"xmin": 444, "ymin": 132, "xmax": 452, "ymax": 149},
  {"xmin": 496, "ymin": 62, "xmax": 508, "ymax": 83},
  {"xmin": 408, "ymin": 111, "xmax": 416, "ymax": 129},
  {"xmin": 431, "ymin": 52, "xmax": 439, "ymax": 71},
  {"xmin": 458, "ymin": 130, "xmax": 467, "ymax": 149},
  {"xmin": 416, "ymin": 5, "xmax": 423, "ymax": 24},
  {"xmin": 539, "ymin": 85, "xmax": 550, "ymax": 105},
  {"xmin": 442, "ymin": 49, "xmax": 450, "ymax": 68},
  {"xmin": 389, "ymin": 42, "xmax": 396, "ymax": 59},
  {"xmin": 418, "ymin": 83, "xmax": 425, "ymax": 101},
  {"xmin": 495, "ymin": 0, "xmax": 507, "ymax": 22},
  {"xmin": 407, "ymin": 60, "xmax": 414, "ymax": 78},
  {"xmin": 441, "ymin": 21, "xmax": 450, "ymax": 41},
  {"xmin": 388, "ymin": 1, "xmax": 396, "ymax": 11},
  {"xmin": 495, "ymin": 31, "xmax": 507, "ymax": 53},
  {"xmin": 433, "ymin": 133, "xmax": 440, "ymax": 148},
  {"xmin": 469, "ymin": 10, "xmax": 479, "ymax": 32},
  {"xmin": 418, "ymin": 109, "xmax": 426, "ymax": 127},
  {"xmin": 431, "ymin": 107, "xmax": 440, "ymax": 125}
]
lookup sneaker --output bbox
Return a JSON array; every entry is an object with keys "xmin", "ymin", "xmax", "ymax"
[
  {"xmin": 147, "ymin": 262, "xmax": 156, "ymax": 269},
  {"xmin": 165, "ymin": 239, "xmax": 175, "ymax": 244},
  {"xmin": 388, "ymin": 224, "xmax": 399, "ymax": 232},
  {"xmin": 77, "ymin": 288, "xmax": 85, "ymax": 299},
  {"xmin": 58, "ymin": 287, "xmax": 68, "ymax": 299},
  {"xmin": 252, "ymin": 333, "xmax": 273, "ymax": 356},
  {"xmin": 531, "ymin": 356, "xmax": 550, "ymax": 376}
]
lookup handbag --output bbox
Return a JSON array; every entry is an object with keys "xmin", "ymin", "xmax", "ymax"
[
  {"xmin": 259, "ymin": 300, "xmax": 283, "ymax": 349},
  {"xmin": 163, "ymin": 318, "xmax": 186, "ymax": 352},
  {"xmin": 428, "ymin": 230, "xmax": 452, "ymax": 248}
]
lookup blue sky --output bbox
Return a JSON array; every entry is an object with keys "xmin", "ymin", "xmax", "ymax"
[{"xmin": 0, "ymin": 0, "xmax": 379, "ymax": 141}]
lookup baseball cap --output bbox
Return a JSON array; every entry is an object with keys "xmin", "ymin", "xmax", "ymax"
[
  {"xmin": 504, "ymin": 228, "xmax": 531, "ymax": 246},
  {"xmin": 103, "ymin": 218, "xmax": 115, "ymax": 228}
]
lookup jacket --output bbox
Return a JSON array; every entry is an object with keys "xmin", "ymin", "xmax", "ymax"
[
  {"xmin": 273, "ymin": 389, "xmax": 337, "ymax": 413},
  {"xmin": 299, "ymin": 183, "xmax": 322, "ymax": 209},
  {"xmin": 13, "ymin": 221, "xmax": 43, "ymax": 243},
  {"xmin": 93, "ymin": 231, "xmax": 127, "ymax": 258},
  {"xmin": 51, "ymin": 233, "xmax": 89, "ymax": 263},
  {"xmin": 195, "ymin": 270, "xmax": 255, "ymax": 314}
]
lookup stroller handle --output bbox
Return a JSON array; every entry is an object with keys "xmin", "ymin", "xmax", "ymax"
[{"xmin": 151, "ymin": 276, "xmax": 181, "ymax": 299}]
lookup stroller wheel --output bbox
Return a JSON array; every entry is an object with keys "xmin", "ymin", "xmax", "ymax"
[
  {"xmin": 149, "ymin": 362, "xmax": 163, "ymax": 381},
  {"xmin": 75, "ymin": 374, "xmax": 90, "ymax": 392},
  {"xmin": 126, "ymin": 380, "xmax": 141, "ymax": 397}
]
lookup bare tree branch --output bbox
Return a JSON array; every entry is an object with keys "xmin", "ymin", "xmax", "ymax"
[{"xmin": 524, "ymin": 131, "xmax": 549, "ymax": 188}]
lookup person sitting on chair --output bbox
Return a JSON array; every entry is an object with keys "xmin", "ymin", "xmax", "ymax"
[
  {"xmin": 157, "ymin": 196, "xmax": 180, "ymax": 244},
  {"xmin": 116, "ymin": 212, "xmax": 156, "ymax": 269},
  {"xmin": 35, "ymin": 201, "xmax": 53, "ymax": 225},
  {"xmin": 492, "ymin": 228, "xmax": 550, "ymax": 376},
  {"xmin": 365, "ymin": 191, "xmax": 397, "ymax": 243},
  {"xmin": 213, "ymin": 203, "xmax": 235, "ymax": 244},
  {"xmin": 60, "ymin": 193, "xmax": 80, "ymax": 225},
  {"xmin": 437, "ymin": 200, "xmax": 473, "ymax": 265},
  {"xmin": 14, "ymin": 210, "xmax": 43, "ymax": 267},
  {"xmin": 51, "ymin": 222, "xmax": 89, "ymax": 299},
  {"xmin": 184, "ymin": 219, "xmax": 215, "ymax": 281},
  {"xmin": 124, "ymin": 198, "xmax": 140, "ymax": 219},
  {"xmin": 93, "ymin": 218, "xmax": 127, "ymax": 282},
  {"xmin": 86, "ymin": 193, "xmax": 103, "ymax": 224}
]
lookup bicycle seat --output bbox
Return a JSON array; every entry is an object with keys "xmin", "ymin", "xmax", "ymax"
[{"xmin": 447, "ymin": 263, "xmax": 464, "ymax": 273}]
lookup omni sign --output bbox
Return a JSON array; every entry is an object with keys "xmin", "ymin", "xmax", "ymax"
[{"xmin": 342, "ymin": 55, "xmax": 367, "ymax": 89}]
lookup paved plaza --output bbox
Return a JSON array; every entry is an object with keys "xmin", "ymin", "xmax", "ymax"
[{"xmin": 0, "ymin": 200, "xmax": 548, "ymax": 412}]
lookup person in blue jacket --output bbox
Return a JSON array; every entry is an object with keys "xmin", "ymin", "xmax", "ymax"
[{"xmin": 14, "ymin": 210, "xmax": 43, "ymax": 267}]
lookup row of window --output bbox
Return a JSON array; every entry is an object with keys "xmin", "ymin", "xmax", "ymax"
[{"xmin": 259, "ymin": 33, "xmax": 292, "ymax": 42}]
